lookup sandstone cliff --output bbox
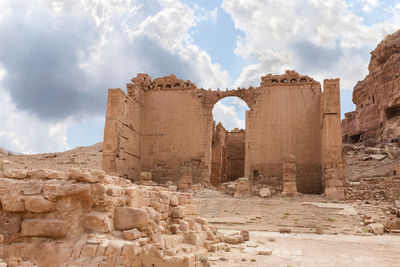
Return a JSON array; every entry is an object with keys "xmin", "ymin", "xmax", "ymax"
[{"xmin": 342, "ymin": 29, "xmax": 400, "ymax": 143}]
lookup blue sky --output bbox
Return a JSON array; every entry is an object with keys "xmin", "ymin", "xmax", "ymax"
[{"xmin": 0, "ymin": 0, "xmax": 399, "ymax": 153}]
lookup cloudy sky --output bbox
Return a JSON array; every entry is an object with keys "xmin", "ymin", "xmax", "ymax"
[{"xmin": 0, "ymin": 0, "xmax": 399, "ymax": 154}]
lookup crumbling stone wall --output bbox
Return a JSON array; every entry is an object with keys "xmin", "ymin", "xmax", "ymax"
[
  {"xmin": 342, "ymin": 29, "xmax": 400, "ymax": 143},
  {"xmin": 103, "ymin": 70, "xmax": 343, "ymax": 198},
  {"xmin": 0, "ymin": 168, "xmax": 229, "ymax": 267}
]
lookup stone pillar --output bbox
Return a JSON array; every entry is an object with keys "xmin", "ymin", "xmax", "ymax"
[
  {"xmin": 179, "ymin": 167, "xmax": 193, "ymax": 191},
  {"xmin": 321, "ymin": 79, "xmax": 345, "ymax": 199},
  {"xmin": 282, "ymin": 154, "xmax": 298, "ymax": 197}
]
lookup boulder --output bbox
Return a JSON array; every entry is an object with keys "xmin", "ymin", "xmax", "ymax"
[
  {"xmin": 367, "ymin": 223, "xmax": 384, "ymax": 235},
  {"xmin": 234, "ymin": 178, "xmax": 251, "ymax": 199},
  {"xmin": 225, "ymin": 183, "xmax": 236, "ymax": 195},
  {"xmin": 122, "ymin": 228, "xmax": 141, "ymax": 240},
  {"xmin": 114, "ymin": 207, "xmax": 148, "ymax": 231},
  {"xmin": 259, "ymin": 188, "xmax": 271, "ymax": 198},
  {"xmin": 240, "ymin": 230, "xmax": 249, "ymax": 241},
  {"xmin": 21, "ymin": 219, "xmax": 68, "ymax": 238}
]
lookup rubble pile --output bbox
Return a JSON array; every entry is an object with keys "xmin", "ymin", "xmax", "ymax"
[{"xmin": 0, "ymin": 168, "xmax": 237, "ymax": 267}]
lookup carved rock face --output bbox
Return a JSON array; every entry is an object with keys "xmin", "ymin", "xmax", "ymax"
[{"xmin": 342, "ymin": 29, "xmax": 400, "ymax": 142}]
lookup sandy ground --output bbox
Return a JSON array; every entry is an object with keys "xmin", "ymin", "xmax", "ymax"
[
  {"xmin": 0, "ymin": 142, "xmax": 103, "ymax": 171},
  {"xmin": 209, "ymin": 230, "xmax": 400, "ymax": 267},
  {"xmin": 193, "ymin": 190, "xmax": 389, "ymax": 235},
  {"xmin": 194, "ymin": 190, "xmax": 400, "ymax": 266}
]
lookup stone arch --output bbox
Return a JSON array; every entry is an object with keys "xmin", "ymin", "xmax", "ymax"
[{"xmin": 200, "ymin": 88, "xmax": 259, "ymax": 113}]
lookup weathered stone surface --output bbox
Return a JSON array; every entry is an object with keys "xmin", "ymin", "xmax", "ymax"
[
  {"xmin": 342, "ymin": 29, "xmax": 400, "ymax": 142},
  {"xmin": 24, "ymin": 196, "xmax": 56, "ymax": 213},
  {"xmin": 240, "ymin": 230, "xmax": 249, "ymax": 241},
  {"xmin": 225, "ymin": 183, "xmax": 236, "ymax": 195},
  {"xmin": 82, "ymin": 212, "xmax": 113, "ymax": 233},
  {"xmin": 234, "ymin": 177, "xmax": 251, "ymax": 198},
  {"xmin": 68, "ymin": 168, "xmax": 104, "ymax": 183},
  {"xmin": 23, "ymin": 180, "xmax": 44, "ymax": 195},
  {"xmin": 114, "ymin": 207, "xmax": 148, "ymax": 231},
  {"xmin": 0, "ymin": 215, "xmax": 21, "ymax": 235},
  {"xmin": 259, "ymin": 187, "xmax": 271, "ymax": 197},
  {"xmin": 122, "ymin": 228, "xmax": 141, "ymax": 240},
  {"xmin": 367, "ymin": 223, "xmax": 384, "ymax": 235},
  {"xmin": 1, "ymin": 195, "xmax": 25, "ymax": 212},
  {"xmin": 21, "ymin": 219, "xmax": 68, "ymax": 238},
  {"xmin": 43, "ymin": 183, "xmax": 91, "ymax": 201}
]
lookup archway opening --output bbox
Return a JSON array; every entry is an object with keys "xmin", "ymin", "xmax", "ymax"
[{"xmin": 210, "ymin": 97, "xmax": 250, "ymax": 186}]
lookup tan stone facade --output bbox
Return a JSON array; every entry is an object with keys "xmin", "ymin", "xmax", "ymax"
[{"xmin": 102, "ymin": 70, "xmax": 344, "ymax": 198}]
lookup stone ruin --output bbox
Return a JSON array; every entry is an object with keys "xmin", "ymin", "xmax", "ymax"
[
  {"xmin": 0, "ymin": 168, "xmax": 248, "ymax": 267},
  {"xmin": 102, "ymin": 70, "xmax": 345, "ymax": 199},
  {"xmin": 342, "ymin": 29, "xmax": 400, "ymax": 143}
]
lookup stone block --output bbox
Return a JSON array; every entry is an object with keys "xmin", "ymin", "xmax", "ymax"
[
  {"xmin": 171, "ymin": 206, "xmax": 185, "ymax": 219},
  {"xmin": 0, "ymin": 215, "xmax": 21, "ymax": 235},
  {"xmin": 240, "ymin": 230, "xmax": 249, "ymax": 241},
  {"xmin": 122, "ymin": 228, "xmax": 141, "ymax": 240},
  {"xmin": 24, "ymin": 196, "xmax": 56, "ymax": 213},
  {"xmin": 225, "ymin": 184, "xmax": 236, "ymax": 195},
  {"xmin": 325, "ymin": 187, "xmax": 345, "ymax": 200},
  {"xmin": 259, "ymin": 188, "xmax": 271, "ymax": 197},
  {"xmin": 367, "ymin": 223, "xmax": 384, "ymax": 235},
  {"xmin": 114, "ymin": 207, "xmax": 148, "ymax": 231},
  {"xmin": 189, "ymin": 232, "xmax": 206, "ymax": 247},
  {"xmin": 68, "ymin": 168, "xmax": 101, "ymax": 183},
  {"xmin": 43, "ymin": 184, "xmax": 91, "ymax": 201},
  {"xmin": 163, "ymin": 234, "xmax": 183, "ymax": 249},
  {"xmin": 1, "ymin": 195, "xmax": 25, "ymax": 212},
  {"xmin": 183, "ymin": 204, "xmax": 198, "ymax": 216},
  {"xmin": 23, "ymin": 180, "xmax": 44, "ymax": 195},
  {"xmin": 21, "ymin": 219, "xmax": 68, "ymax": 238},
  {"xmin": 82, "ymin": 212, "xmax": 113, "ymax": 233}
]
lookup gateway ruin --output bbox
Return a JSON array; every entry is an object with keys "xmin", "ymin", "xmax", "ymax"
[{"xmin": 102, "ymin": 70, "xmax": 344, "ymax": 199}]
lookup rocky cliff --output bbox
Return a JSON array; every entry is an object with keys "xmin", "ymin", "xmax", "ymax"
[{"xmin": 342, "ymin": 29, "xmax": 400, "ymax": 143}]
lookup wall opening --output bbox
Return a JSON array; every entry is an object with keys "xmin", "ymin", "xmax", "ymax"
[
  {"xmin": 385, "ymin": 104, "xmax": 400, "ymax": 120},
  {"xmin": 210, "ymin": 97, "xmax": 250, "ymax": 186}
]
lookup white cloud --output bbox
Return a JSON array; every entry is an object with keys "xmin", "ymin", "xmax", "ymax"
[
  {"xmin": 0, "ymin": 88, "xmax": 70, "ymax": 154},
  {"xmin": 213, "ymin": 101, "xmax": 245, "ymax": 130},
  {"xmin": 223, "ymin": 0, "xmax": 400, "ymax": 90},
  {"xmin": 0, "ymin": 0, "xmax": 229, "ymax": 153},
  {"xmin": 361, "ymin": 0, "xmax": 379, "ymax": 13}
]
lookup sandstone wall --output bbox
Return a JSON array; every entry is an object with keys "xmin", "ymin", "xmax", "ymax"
[
  {"xmin": 342, "ymin": 29, "xmax": 400, "ymax": 142},
  {"xmin": 226, "ymin": 129, "xmax": 245, "ymax": 181},
  {"xmin": 321, "ymin": 79, "xmax": 345, "ymax": 199},
  {"xmin": 102, "ymin": 87, "xmax": 143, "ymax": 179},
  {"xmin": 103, "ymin": 71, "xmax": 343, "ymax": 197},
  {"xmin": 245, "ymin": 71, "xmax": 323, "ymax": 194}
]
